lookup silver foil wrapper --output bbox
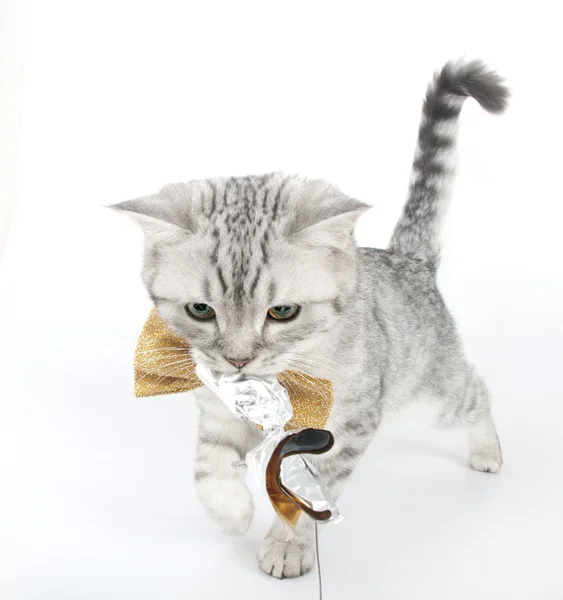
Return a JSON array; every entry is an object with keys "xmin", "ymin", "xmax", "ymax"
[
  {"xmin": 195, "ymin": 364, "xmax": 293, "ymax": 435},
  {"xmin": 195, "ymin": 364, "xmax": 341, "ymax": 526},
  {"xmin": 280, "ymin": 454, "xmax": 342, "ymax": 523}
]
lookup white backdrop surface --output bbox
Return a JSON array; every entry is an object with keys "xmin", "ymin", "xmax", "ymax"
[{"xmin": 1, "ymin": 1, "xmax": 562, "ymax": 599}]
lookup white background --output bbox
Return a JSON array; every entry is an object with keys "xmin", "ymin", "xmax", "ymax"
[
  {"xmin": 1, "ymin": 1, "xmax": 562, "ymax": 599},
  {"xmin": 0, "ymin": 0, "xmax": 23, "ymax": 262}
]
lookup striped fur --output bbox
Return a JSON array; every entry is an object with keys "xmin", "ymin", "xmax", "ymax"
[
  {"xmin": 389, "ymin": 60, "xmax": 509, "ymax": 265},
  {"xmin": 113, "ymin": 59, "xmax": 507, "ymax": 579}
]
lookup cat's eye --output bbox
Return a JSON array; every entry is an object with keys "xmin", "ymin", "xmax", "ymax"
[
  {"xmin": 267, "ymin": 305, "xmax": 300, "ymax": 321},
  {"xmin": 185, "ymin": 303, "xmax": 216, "ymax": 320}
]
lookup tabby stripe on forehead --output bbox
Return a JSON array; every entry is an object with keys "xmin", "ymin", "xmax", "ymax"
[
  {"xmin": 260, "ymin": 229, "xmax": 270, "ymax": 265},
  {"xmin": 203, "ymin": 277, "xmax": 211, "ymax": 300},
  {"xmin": 271, "ymin": 178, "xmax": 288, "ymax": 222},
  {"xmin": 222, "ymin": 180, "xmax": 230, "ymax": 208},
  {"xmin": 211, "ymin": 227, "xmax": 220, "ymax": 265},
  {"xmin": 208, "ymin": 181, "xmax": 217, "ymax": 214},
  {"xmin": 244, "ymin": 183, "xmax": 254, "ymax": 223},
  {"xmin": 216, "ymin": 266, "xmax": 228, "ymax": 294},
  {"xmin": 249, "ymin": 267, "xmax": 262, "ymax": 297},
  {"xmin": 262, "ymin": 186, "xmax": 270, "ymax": 212},
  {"xmin": 268, "ymin": 281, "xmax": 277, "ymax": 304}
]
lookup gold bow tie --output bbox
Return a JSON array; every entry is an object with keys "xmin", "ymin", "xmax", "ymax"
[{"xmin": 134, "ymin": 308, "xmax": 334, "ymax": 431}]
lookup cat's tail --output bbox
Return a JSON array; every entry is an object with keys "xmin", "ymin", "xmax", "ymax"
[{"xmin": 388, "ymin": 60, "xmax": 508, "ymax": 266}]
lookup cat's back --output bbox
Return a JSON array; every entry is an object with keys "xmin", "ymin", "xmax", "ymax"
[
  {"xmin": 356, "ymin": 246, "xmax": 457, "ymax": 339},
  {"xmin": 357, "ymin": 246, "xmax": 437, "ymax": 297}
]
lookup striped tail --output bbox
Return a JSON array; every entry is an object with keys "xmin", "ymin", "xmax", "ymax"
[{"xmin": 388, "ymin": 60, "xmax": 509, "ymax": 266}]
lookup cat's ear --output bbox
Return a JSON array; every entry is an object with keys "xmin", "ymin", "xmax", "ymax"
[
  {"xmin": 287, "ymin": 180, "xmax": 370, "ymax": 251},
  {"xmin": 291, "ymin": 208, "xmax": 368, "ymax": 250},
  {"xmin": 109, "ymin": 184, "xmax": 198, "ymax": 241}
]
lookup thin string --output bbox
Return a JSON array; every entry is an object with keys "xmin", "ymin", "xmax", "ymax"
[{"xmin": 315, "ymin": 522, "xmax": 323, "ymax": 600}]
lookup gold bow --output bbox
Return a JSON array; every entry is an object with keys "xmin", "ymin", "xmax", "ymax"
[{"xmin": 134, "ymin": 308, "xmax": 334, "ymax": 432}]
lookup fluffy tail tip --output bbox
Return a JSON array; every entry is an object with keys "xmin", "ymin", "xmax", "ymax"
[{"xmin": 439, "ymin": 59, "xmax": 509, "ymax": 114}]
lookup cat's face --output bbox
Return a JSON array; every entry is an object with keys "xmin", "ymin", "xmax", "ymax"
[{"xmin": 114, "ymin": 173, "xmax": 367, "ymax": 377}]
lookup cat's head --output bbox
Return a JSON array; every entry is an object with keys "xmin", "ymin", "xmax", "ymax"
[{"xmin": 114, "ymin": 173, "xmax": 368, "ymax": 377}]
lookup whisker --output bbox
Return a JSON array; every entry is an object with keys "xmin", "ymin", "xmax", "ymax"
[
  {"xmin": 283, "ymin": 353, "xmax": 341, "ymax": 376},
  {"xmin": 135, "ymin": 354, "xmax": 193, "ymax": 371},
  {"xmin": 151, "ymin": 358, "xmax": 193, "ymax": 387},
  {"xmin": 284, "ymin": 368, "xmax": 333, "ymax": 404},
  {"xmin": 136, "ymin": 347, "xmax": 189, "ymax": 355},
  {"xmin": 285, "ymin": 352, "xmax": 342, "ymax": 369},
  {"xmin": 280, "ymin": 368, "xmax": 327, "ymax": 400},
  {"xmin": 136, "ymin": 357, "xmax": 192, "ymax": 382}
]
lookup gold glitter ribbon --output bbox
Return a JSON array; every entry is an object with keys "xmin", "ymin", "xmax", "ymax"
[{"xmin": 134, "ymin": 308, "xmax": 334, "ymax": 431}]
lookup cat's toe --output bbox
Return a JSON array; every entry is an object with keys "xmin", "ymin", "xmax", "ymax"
[
  {"xmin": 470, "ymin": 451, "xmax": 502, "ymax": 473},
  {"xmin": 258, "ymin": 538, "xmax": 315, "ymax": 579}
]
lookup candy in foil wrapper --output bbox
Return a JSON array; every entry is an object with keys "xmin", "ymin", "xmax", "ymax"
[
  {"xmin": 195, "ymin": 364, "xmax": 342, "ymax": 527},
  {"xmin": 195, "ymin": 364, "xmax": 293, "ymax": 435}
]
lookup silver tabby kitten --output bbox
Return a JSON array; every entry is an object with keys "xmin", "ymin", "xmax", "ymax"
[{"xmin": 114, "ymin": 60, "xmax": 508, "ymax": 579}]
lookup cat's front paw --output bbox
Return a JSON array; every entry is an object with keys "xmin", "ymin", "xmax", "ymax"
[
  {"xmin": 196, "ymin": 476, "xmax": 254, "ymax": 536},
  {"xmin": 258, "ymin": 536, "xmax": 315, "ymax": 579}
]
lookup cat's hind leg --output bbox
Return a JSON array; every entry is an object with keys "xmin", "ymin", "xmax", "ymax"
[{"xmin": 435, "ymin": 369, "xmax": 502, "ymax": 473}]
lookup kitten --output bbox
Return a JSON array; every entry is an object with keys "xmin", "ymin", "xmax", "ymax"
[{"xmin": 113, "ymin": 60, "xmax": 508, "ymax": 579}]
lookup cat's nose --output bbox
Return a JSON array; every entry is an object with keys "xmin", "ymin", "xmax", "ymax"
[{"xmin": 227, "ymin": 357, "xmax": 253, "ymax": 369}]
